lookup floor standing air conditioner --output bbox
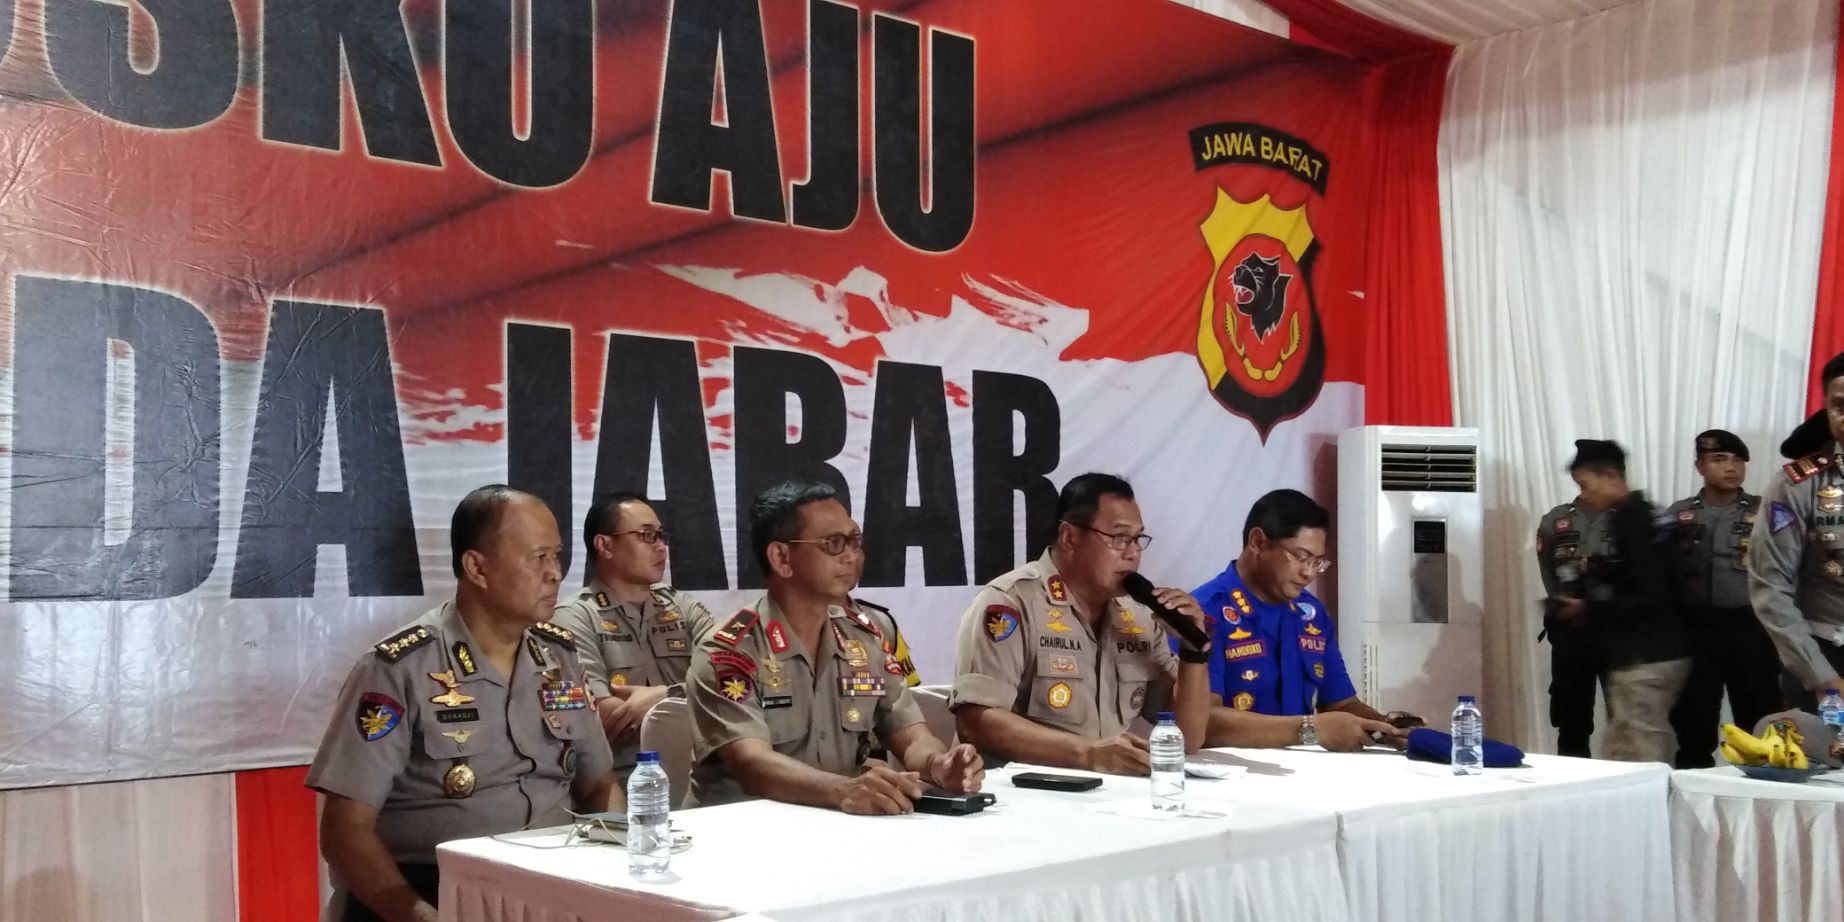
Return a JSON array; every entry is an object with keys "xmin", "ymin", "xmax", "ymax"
[{"xmin": 1336, "ymin": 426, "xmax": 1483, "ymax": 726}]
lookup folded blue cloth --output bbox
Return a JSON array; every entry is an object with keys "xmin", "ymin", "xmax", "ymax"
[{"xmin": 1405, "ymin": 727, "xmax": 1526, "ymax": 768}]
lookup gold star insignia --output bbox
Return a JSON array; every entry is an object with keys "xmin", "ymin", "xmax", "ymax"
[{"xmin": 721, "ymin": 677, "xmax": 749, "ymax": 701}]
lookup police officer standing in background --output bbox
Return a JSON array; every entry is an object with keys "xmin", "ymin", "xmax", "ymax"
[
  {"xmin": 1664, "ymin": 431, "xmax": 1778, "ymax": 767},
  {"xmin": 1535, "ymin": 440, "xmax": 1690, "ymax": 761},
  {"xmin": 1752, "ymin": 352, "xmax": 1844, "ymax": 709},
  {"xmin": 551, "ymin": 492, "xmax": 714, "ymax": 776},
  {"xmin": 308, "ymin": 486, "xmax": 621, "ymax": 922}
]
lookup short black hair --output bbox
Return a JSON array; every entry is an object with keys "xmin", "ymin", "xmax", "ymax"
[
  {"xmin": 583, "ymin": 491, "xmax": 649, "ymax": 558},
  {"xmin": 1568, "ymin": 439, "xmax": 1626, "ymax": 475},
  {"xmin": 1055, "ymin": 473, "xmax": 1135, "ymax": 530},
  {"xmin": 1822, "ymin": 351, "xmax": 1844, "ymax": 387},
  {"xmin": 748, "ymin": 480, "xmax": 841, "ymax": 571},
  {"xmin": 1242, "ymin": 489, "xmax": 1329, "ymax": 543},
  {"xmin": 451, "ymin": 484, "xmax": 536, "ymax": 577}
]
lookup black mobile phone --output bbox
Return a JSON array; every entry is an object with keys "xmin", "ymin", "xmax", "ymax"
[
  {"xmin": 914, "ymin": 790, "xmax": 996, "ymax": 815},
  {"xmin": 1011, "ymin": 771, "xmax": 1103, "ymax": 792}
]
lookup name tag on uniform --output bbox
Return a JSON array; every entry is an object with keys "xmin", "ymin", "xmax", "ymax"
[
  {"xmin": 1224, "ymin": 640, "xmax": 1265, "ymax": 660},
  {"xmin": 762, "ymin": 695, "xmax": 794, "ymax": 710}
]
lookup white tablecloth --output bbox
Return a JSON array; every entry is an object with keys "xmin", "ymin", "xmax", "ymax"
[
  {"xmin": 1671, "ymin": 766, "xmax": 1844, "ymax": 922},
  {"xmin": 438, "ymin": 763, "xmax": 1346, "ymax": 922},
  {"xmin": 438, "ymin": 749, "xmax": 1673, "ymax": 922},
  {"xmin": 1184, "ymin": 748, "xmax": 1675, "ymax": 922}
]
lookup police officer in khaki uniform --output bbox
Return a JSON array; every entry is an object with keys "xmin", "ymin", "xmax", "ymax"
[
  {"xmin": 1752, "ymin": 352, "xmax": 1844, "ymax": 709},
  {"xmin": 308, "ymin": 486, "xmax": 620, "ymax": 922},
  {"xmin": 1664, "ymin": 430, "xmax": 1778, "ymax": 767},
  {"xmin": 950, "ymin": 473, "xmax": 1212, "ymax": 775},
  {"xmin": 551, "ymin": 492, "xmax": 713, "ymax": 773},
  {"xmin": 686, "ymin": 480, "xmax": 982, "ymax": 813}
]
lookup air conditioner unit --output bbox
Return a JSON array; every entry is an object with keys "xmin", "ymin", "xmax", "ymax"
[{"xmin": 1336, "ymin": 426, "xmax": 1483, "ymax": 727}]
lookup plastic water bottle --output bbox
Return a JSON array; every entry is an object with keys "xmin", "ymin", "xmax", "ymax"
[
  {"xmin": 1820, "ymin": 688, "xmax": 1844, "ymax": 748},
  {"xmin": 1451, "ymin": 695, "xmax": 1484, "ymax": 776},
  {"xmin": 626, "ymin": 751, "xmax": 672, "ymax": 877},
  {"xmin": 1149, "ymin": 711, "xmax": 1186, "ymax": 812}
]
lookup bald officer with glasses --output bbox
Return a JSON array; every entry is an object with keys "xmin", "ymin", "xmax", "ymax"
[
  {"xmin": 1192, "ymin": 489, "xmax": 1408, "ymax": 735},
  {"xmin": 950, "ymin": 472, "xmax": 1213, "ymax": 776},
  {"xmin": 551, "ymin": 492, "xmax": 714, "ymax": 771}
]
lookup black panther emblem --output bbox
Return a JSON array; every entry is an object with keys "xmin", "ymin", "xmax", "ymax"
[{"xmin": 1229, "ymin": 252, "xmax": 1291, "ymax": 341}]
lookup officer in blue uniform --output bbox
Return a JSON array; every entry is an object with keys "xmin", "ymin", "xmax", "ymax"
[{"xmin": 1191, "ymin": 489, "xmax": 1411, "ymax": 748}]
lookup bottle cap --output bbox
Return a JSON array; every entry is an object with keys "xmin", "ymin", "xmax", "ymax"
[
  {"xmin": 1828, "ymin": 689, "xmax": 1840, "ymax": 697},
  {"xmin": 1156, "ymin": 711, "xmax": 1176, "ymax": 722},
  {"xmin": 637, "ymin": 751, "xmax": 660, "ymax": 763},
  {"xmin": 1458, "ymin": 695, "xmax": 1476, "ymax": 703}
]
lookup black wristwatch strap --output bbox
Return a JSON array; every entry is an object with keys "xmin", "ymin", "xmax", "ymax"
[{"xmin": 1177, "ymin": 646, "xmax": 1210, "ymax": 664}]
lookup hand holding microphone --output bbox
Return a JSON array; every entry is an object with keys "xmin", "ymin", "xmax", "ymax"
[{"xmin": 1120, "ymin": 572, "xmax": 1211, "ymax": 653}]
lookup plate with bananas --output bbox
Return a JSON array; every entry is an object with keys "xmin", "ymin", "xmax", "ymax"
[{"xmin": 1720, "ymin": 720, "xmax": 1831, "ymax": 782}]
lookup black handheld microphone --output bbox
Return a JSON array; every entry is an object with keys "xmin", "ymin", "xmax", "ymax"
[{"xmin": 1120, "ymin": 572, "xmax": 1210, "ymax": 651}]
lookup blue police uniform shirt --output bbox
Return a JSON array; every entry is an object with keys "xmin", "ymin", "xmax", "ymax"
[{"xmin": 1188, "ymin": 562, "xmax": 1355, "ymax": 715}]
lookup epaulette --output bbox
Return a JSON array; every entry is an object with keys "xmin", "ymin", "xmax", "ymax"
[
  {"xmin": 850, "ymin": 596, "xmax": 890, "ymax": 615},
  {"xmin": 530, "ymin": 621, "xmax": 576, "ymax": 646},
  {"xmin": 651, "ymin": 586, "xmax": 678, "ymax": 609},
  {"xmin": 1784, "ymin": 452, "xmax": 1838, "ymax": 484},
  {"xmin": 842, "ymin": 605, "xmax": 882, "ymax": 636},
  {"xmin": 374, "ymin": 626, "xmax": 434, "ymax": 662},
  {"xmin": 712, "ymin": 609, "xmax": 760, "ymax": 646}
]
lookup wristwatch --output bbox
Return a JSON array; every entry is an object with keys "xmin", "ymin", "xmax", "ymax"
[{"xmin": 1298, "ymin": 714, "xmax": 1319, "ymax": 747}]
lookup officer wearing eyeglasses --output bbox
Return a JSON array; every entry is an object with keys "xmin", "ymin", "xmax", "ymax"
[
  {"xmin": 950, "ymin": 473, "xmax": 1213, "ymax": 775},
  {"xmin": 550, "ymin": 492, "xmax": 714, "ymax": 775},
  {"xmin": 1191, "ymin": 489, "xmax": 1411, "ymax": 746}
]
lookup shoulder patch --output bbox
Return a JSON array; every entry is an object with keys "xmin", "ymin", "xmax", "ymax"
[
  {"xmin": 374, "ymin": 626, "xmax": 434, "ymax": 662},
  {"xmin": 530, "ymin": 621, "xmax": 576, "ymax": 646},
  {"xmin": 1786, "ymin": 452, "xmax": 1839, "ymax": 484},
  {"xmin": 713, "ymin": 609, "xmax": 760, "ymax": 646},
  {"xmin": 1771, "ymin": 501, "xmax": 1796, "ymax": 534}
]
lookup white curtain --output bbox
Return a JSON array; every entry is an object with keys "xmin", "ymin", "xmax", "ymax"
[
  {"xmin": 1440, "ymin": 0, "xmax": 1838, "ymax": 751},
  {"xmin": 0, "ymin": 775, "xmax": 238, "ymax": 921},
  {"xmin": 1170, "ymin": 0, "xmax": 1289, "ymax": 37},
  {"xmin": 1336, "ymin": 0, "xmax": 1634, "ymax": 45}
]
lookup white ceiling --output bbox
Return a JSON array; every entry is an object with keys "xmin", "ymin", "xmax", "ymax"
[{"xmin": 1179, "ymin": 0, "xmax": 1655, "ymax": 45}]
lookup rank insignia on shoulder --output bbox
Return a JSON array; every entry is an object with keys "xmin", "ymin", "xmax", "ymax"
[
  {"xmin": 452, "ymin": 642, "xmax": 477, "ymax": 676},
  {"xmin": 1787, "ymin": 453, "xmax": 1839, "ymax": 484},
  {"xmin": 530, "ymin": 621, "xmax": 575, "ymax": 645},
  {"xmin": 594, "ymin": 591, "xmax": 610, "ymax": 608},
  {"xmin": 374, "ymin": 626, "xmax": 433, "ymax": 662},
  {"xmin": 714, "ymin": 609, "xmax": 760, "ymax": 646}
]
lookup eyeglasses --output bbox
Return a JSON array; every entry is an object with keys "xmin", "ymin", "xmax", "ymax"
[
  {"xmin": 1073, "ymin": 523, "xmax": 1153, "ymax": 551},
  {"xmin": 1275, "ymin": 544, "xmax": 1331, "ymax": 574},
  {"xmin": 784, "ymin": 533, "xmax": 865, "ymax": 556},
  {"xmin": 609, "ymin": 528, "xmax": 670, "ymax": 545}
]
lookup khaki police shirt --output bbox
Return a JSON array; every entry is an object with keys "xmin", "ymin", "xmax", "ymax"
[
  {"xmin": 1665, "ymin": 491, "xmax": 1759, "ymax": 609},
  {"xmin": 949, "ymin": 551, "xmax": 1178, "ymax": 747},
  {"xmin": 686, "ymin": 593, "xmax": 924, "ymax": 806},
  {"xmin": 305, "ymin": 601, "xmax": 613, "ymax": 864},
  {"xmin": 550, "ymin": 581, "xmax": 713, "ymax": 771},
  {"xmin": 1750, "ymin": 445, "xmax": 1844, "ymax": 688}
]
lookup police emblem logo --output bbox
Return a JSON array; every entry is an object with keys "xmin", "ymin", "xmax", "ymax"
[
  {"xmin": 1232, "ymin": 692, "xmax": 1255, "ymax": 711},
  {"xmin": 609, "ymin": 672, "xmax": 628, "ymax": 687},
  {"xmin": 845, "ymin": 705, "xmax": 862, "ymax": 724},
  {"xmin": 1240, "ymin": 669, "xmax": 1258, "ymax": 681},
  {"xmin": 1313, "ymin": 662, "xmax": 1325, "ymax": 680},
  {"xmin": 443, "ymin": 762, "xmax": 476, "ymax": 799},
  {"xmin": 1698, "ymin": 436, "xmax": 1721, "ymax": 452},
  {"xmin": 719, "ymin": 674, "xmax": 753, "ymax": 702},
  {"xmin": 356, "ymin": 693, "xmax": 402, "ymax": 741},
  {"xmin": 984, "ymin": 606, "xmax": 1020, "ymax": 642},
  {"xmin": 1223, "ymin": 607, "xmax": 1241, "ymax": 625},
  {"xmin": 1827, "ymin": 561, "xmax": 1843, "ymax": 579},
  {"xmin": 1677, "ymin": 511, "xmax": 1697, "ymax": 524},
  {"xmin": 1046, "ymin": 608, "xmax": 1074, "ymax": 633},
  {"xmin": 667, "ymin": 637, "xmax": 688, "ymax": 652},
  {"xmin": 1556, "ymin": 517, "xmax": 1572, "ymax": 532},
  {"xmin": 1051, "ymin": 656, "xmax": 1078, "ymax": 673},
  {"xmin": 1129, "ymin": 685, "xmax": 1146, "ymax": 711},
  {"xmin": 1046, "ymin": 682, "xmax": 1073, "ymax": 709}
]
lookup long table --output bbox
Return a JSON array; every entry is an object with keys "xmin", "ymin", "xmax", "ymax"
[
  {"xmin": 1671, "ymin": 765, "xmax": 1844, "ymax": 922},
  {"xmin": 437, "ymin": 749, "xmax": 1673, "ymax": 922}
]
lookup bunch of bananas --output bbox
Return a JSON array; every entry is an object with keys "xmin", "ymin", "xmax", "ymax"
[{"xmin": 1720, "ymin": 721, "xmax": 1809, "ymax": 770}]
